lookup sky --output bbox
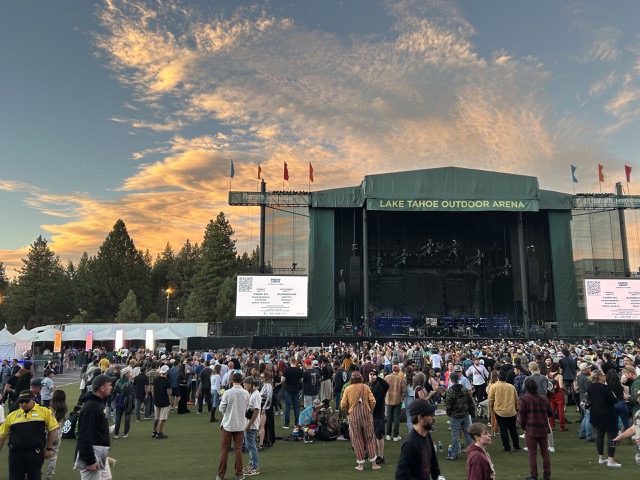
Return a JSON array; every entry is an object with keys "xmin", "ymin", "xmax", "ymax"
[{"xmin": 2, "ymin": 0, "xmax": 640, "ymax": 277}]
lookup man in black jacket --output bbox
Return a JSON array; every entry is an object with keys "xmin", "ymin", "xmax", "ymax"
[
  {"xmin": 368, "ymin": 370, "xmax": 389, "ymax": 464},
  {"xmin": 76, "ymin": 374, "xmax": 112, "ymax": 479}
]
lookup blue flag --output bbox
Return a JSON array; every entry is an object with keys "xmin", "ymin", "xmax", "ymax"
[
  {"xmin": 571, "ymin": 164, "xmax": 578, "ymax": 183},
  {"xmin": 230, "ymin": 159, "xmax": 235, "ymax": 179}
]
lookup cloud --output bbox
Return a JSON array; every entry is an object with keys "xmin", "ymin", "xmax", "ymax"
[{"xmin": 4, "ymin": 0, "xmax": 636, "ymax": 276}]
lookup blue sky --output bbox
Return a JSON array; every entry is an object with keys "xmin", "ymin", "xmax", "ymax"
[{"xmin": 2, "ymin": 0, "xmax": 640, "ymax": 276}]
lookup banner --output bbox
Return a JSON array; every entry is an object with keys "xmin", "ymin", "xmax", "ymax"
[
  {"xmin": 367, "ymin": 198, "xmax": 538, "ymax": 212},
  {"xmin": 53, "ymin": 331, "xmax": 62, "ymax": 353},
  {"xmin": 85, "ymin": 331, "xmax": 93, "ymax": 352}
]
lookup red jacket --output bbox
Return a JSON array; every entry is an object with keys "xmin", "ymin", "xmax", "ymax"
[{"xmin": 466, "ymin": 444, "xmax": 495, "ymax": 480}]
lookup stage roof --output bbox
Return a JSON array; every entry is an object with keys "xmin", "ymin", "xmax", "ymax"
[{"xmin": 311, "ymin": 166, "xmax": 573, "ymax": 211}]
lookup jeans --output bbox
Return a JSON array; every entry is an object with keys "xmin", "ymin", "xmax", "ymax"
[
  {"xmin": 244, "ymin": 428, "xmax": 259, "ymax": 470},
  {"xmin": 385, "ymin": 403, "xmax": 402, "ymax": 437},
  {"xmin": 525, "ymin": 434, "xmax": 551, "ymax": 480},
  {"xmin": 284, "ymin": 390, "xmax": 300, "ymax": 427},
  {"xmin": 335, "ymin": 391, "xmax": 342, "ymax": 413},
  {"xmin": 580, "ymin": 409, "xmax": 593, "ymax": 440},
  {"xmin": 613, "ymin": 400, "xmax": 631, "ymax": 430},
  {"xmin": 494, "ymin": 413, "xmax": 520, "ymax": 451},
  {"xmin": 405, "ymin": 395, "xmax": 414, "ymax": 432},
  {"xmin": 114, "ymin": 406, "xmax": 131, "ymax": 436},
  {"xmin": 449, "ymin": 416, "xmax": 473, "ymax": 456}
]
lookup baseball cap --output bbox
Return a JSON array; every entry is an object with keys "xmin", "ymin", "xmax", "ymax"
[
  {"xmin": 409, "ymin": 399, "xmax": 437, "ymax": 417},
  {"xmin": 121, "ymin": 367, "xmax": 132, "ymax": 376},
  {"xmin": 304, "ymin": 359, "xmax": 312, "ymax": 365},
  {"xmin": 453, "ymin": 364, "xmax": 463, "ymax": 372},
  {"xmin": 159, "ymin": 365, "xmax": 169, "ymax": 374},
  {"xmin": 160, "ymin": 354, "xmax": 167, "ymax": 360},
  {"xmin": 312, "ymin": 360, "xmax": 319, "ymax": 366},
  {"xmin": 243, "ymin": 376, "xmax": 258, "ymax": 385},
  {"xmin": 30, "ymin": 377, "xmax": 44, "ymax": 387},
  {"xmin": 579, "ymin": 362, "xmax": 591, "ymax": 371}
]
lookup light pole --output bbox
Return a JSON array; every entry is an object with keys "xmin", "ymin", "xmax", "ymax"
[{"xmin": 163, "ymin": 287, "xmax": 173, "ymax": 323}]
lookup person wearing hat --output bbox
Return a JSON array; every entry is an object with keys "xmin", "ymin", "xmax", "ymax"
[
  {"xmin": 453, "ymin": 364, "xmax": 472, "ymax": 392},
  {"xmin": 445, "ymin": 372, "xmax": 476, "ymax": 460},
  {"xmin": 302, "ymin": 358, "xmax": 320, "ymax": 408},
  {"xmin": 152, "ymin": 365, "xmax": 172, "ymax": 439},
  {"xmin": 75, "ymin": 375, "xmax": 113, "ymax": 479},
  {"xmin": 217, "ymin": 372, "xmax": 250, "ymax": 480},
  {"xmin": 242, "ymin": 376, "xmax": 261, "ymax": 476},
  {"xmin": 298, "ymin": 398, "xmax": 323, "ymax": 442},
  {"xmin": 577, "ymin": 362, "xmax": 594, "ymax": 441},
  {"xmin": 0, "ymin": 389, "xmax": 59, "ymax": 479},
  {"xmin": 395, "ymin": 399, "xmax": 443, "ymax": 480},
  {"xmin": 113, "ymin": 367, "xmax": 135, "ymax": 439}
]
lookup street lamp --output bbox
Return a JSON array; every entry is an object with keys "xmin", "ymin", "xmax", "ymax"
[
  {"xmin": 162, "ymin": 287, "xmax": 173, "ymax": 323},
  {"xmin": 176, "ymin": 307, "xmax": 180, "ymax": 319}
]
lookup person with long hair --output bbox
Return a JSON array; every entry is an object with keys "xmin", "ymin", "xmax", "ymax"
[
  {"xmin": 45, "ymin": 390, "xmax": 67, "ymax": 480},
  {"xmin": 259, "ymin": 370, "xmax": 275, "ymax": 448},
  {"xmin": 606, "ymin": 369, "xmax": 631, "ymax": 433},
  {"xmin": 404, "ymin": 366, "xmax": 415, "ymax": 432},
  {"xmin": 341, "ymin": 371, "xmax": 380, "ymax": 471},
  {"xmin": 177, "ymin": 362, "xmax": 190, "ymax": 414},
  {"xmin": 588, "ymin": 369, "xmax": 621, "ymax": 467},
  {"xmin": 547, "ymin": 363, "xmax": 567, "ymax": 431}
]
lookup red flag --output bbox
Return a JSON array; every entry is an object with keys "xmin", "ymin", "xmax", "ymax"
[
  {"xmin": 625, "ymin": 165, "xmax": 632, "ymax": 183},
  {"xmin": 258, "ymin": 164, "xmax": 262, "ymax": 179},
  {"xmin": 598, "ymin": 163, "xmax": 604, "ymax": 182},
  {"xmin": 309, "ymin": 162, "xmax": 314, "ymax": 182},
  {"xmin": 284, "ymin": 162, "xmax": 289, "ymax": 181}
]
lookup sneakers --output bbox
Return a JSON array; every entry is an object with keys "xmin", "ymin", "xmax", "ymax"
[
  {"xmin": 245, "ymin": 469, "xmax": 260, "ymax": 476},
  {"xmin": 393, "ymin": 436, "xmax": 401, "ymax": 442},
  {"xmin": 236, "ymin": 475, "xmax": 246, "ymax": 480},
  {"xmin": 216, "ymin": 476, "xmax": 224, "ymax": 480},
  {"xmin": 548, "ymin": 447, "xmax": 555, "ymax": 453},
  {"xmin": 519, "ymin": 433, "xmax": 526, "ymax": 439},
  {"xmin": 385, "ymin": 435, "xmax": 391, "ymax": 441},
  {"xmin": 152, "ymin": 431, "xmax": 157, "ymax": 438},
  {"xmin": 113, "ymin": 434, "xmax": 119, "ymax": 439},
  {"xmin": 598, "ymin": 459, "xmax": 608, "ymax": 464},
  {"xmin": 123, "ymin": 434, "xmax": 128, "ymax": 439},
  {"xmin": 303, "ymin": 434, "xmax": 314, "ymax": 444},
  {"xmin": 375, "ymin": 457, "xmax": 385, "ymax": 465},
  {"xmin": 243, "ymin": 466, "xmax": 254, "ymax": 474},
  {"xmin": 446, "ymin": 455, "xmax": 459, "ymax": 461},
  {"xmin": 282, "ymin": 425, "xmax": 290, "ymax": 429},
  {"xmin": 156, "ymin": 433, "xmax": 168, "ymax": 439},
  {"xmin": 523, "ymin": 447, "xmax": 528, "ymax": 452},
  {"xmin": 607, "ymin": 461, "xmax": 621, "ymax": 467}
]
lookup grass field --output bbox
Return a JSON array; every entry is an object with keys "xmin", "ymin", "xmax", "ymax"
[{"xmin": 0, "ymin": 383, "xmax": 636, "ymax": 480}]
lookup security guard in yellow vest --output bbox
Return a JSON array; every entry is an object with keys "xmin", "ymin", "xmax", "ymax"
[{"xmin": 0, "ymin": 389, "xmax": 59, "ymax": 480}]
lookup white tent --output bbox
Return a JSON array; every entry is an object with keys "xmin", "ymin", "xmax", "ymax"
[
  {"xmin": 0, "ymin": 327, "xmax": 16, "ymax": 360},
  {"xmin": 154, "ymin": 326, "xmax": 182, "ymax": 340},
  {"xmin": 93, "ymin": 327, "xmax": 115, "ymax": 341},
  {"xmin": 30, "ymin": 328, "xmax": 58, "ymax": 342},
  {"xmin": 124, "ymin": 327, "xmax": 146, "ymax": 340},
  {"xmin": 62, "ymin": 327, "xmax": 88, "ymax": 342},
  {"xmin": 13, "ymin": 327, "xmax": 33, "ymax": 342}
]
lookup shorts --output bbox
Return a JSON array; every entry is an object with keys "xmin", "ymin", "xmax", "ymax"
[
  {"xmin": 373, "ymin": 417, "xmax": 385, "ymax": 440},
  {"xmin": 80, "ymin": 462, "xmax": 112, "ymax": 480},
  {"xmin": 154, "ymin": 406, "xmax": 170, "ymax": 421},
  {"xmin": 171, "ymin": 387, "xmax": 181, "ymax": 397}
]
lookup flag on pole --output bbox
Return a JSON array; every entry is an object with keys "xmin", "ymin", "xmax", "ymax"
[
  {"xmin": 284, "ymin": 162, "xmax": 289, "ymax": 181},
  {"xmin": 571, "ymin": 164, "xmax": 578, "ymax": 183},
  {"xmin": 625, "ymin": 165, "xmax": 632, "ymax": 183},
  {"xmin": 258, "ymin": 164, "xmax": 262, "ymax": 179},
  {"xmin": 309, "ymin": 162, "xmax": 314, "ymax": 182},
  {"xmin": 598, "ymin": 163, "xmax": 604, "ymax": 182},
  {"xmin": 230, "ymin": 159, "xmax": 235, "ymax": 179}
]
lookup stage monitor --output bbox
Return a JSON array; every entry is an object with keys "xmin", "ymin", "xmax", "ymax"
[
  {"xmin": 236, "ymin": 275, "xmax": 308, "ymax": 318},
  {"xmin": 584, "ymin": 278, "xmax": 640, "ymax": 321}
]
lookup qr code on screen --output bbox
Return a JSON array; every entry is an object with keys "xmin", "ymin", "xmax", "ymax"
[
  {"xmin": 586, "ymin": 281, "xmax": 600, "ymax": 296},
  {"xmin": 238, "ymin": 277, "xmax": 253, "ymax": 293}
]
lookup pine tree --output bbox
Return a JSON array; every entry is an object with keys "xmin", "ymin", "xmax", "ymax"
[
  {"xmin": 2, "ymin": 236, "xmax": 71, "ymax": 329},
  {"xmin": 185, "ymin": 213, "xmax": 237, "ymax": 322},
  {"xmin": 150, "ymin": 243, "xmax": 175, "ymax": 316},
  {"xmin": 116, "ymin": 290, "xmax": 141, "ymax": 323},
  {"xmin": 168, "ymin": 239, "xmax": 200, "ymax": 321},
  {"xmin": 88, "ymin": 219, "xmax": 151, "ymax": 321}
]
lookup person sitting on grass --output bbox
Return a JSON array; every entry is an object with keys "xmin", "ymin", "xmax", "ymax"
[{"xmin": 298, "ymin": 398, "xmax": 323, "ymax": 443}]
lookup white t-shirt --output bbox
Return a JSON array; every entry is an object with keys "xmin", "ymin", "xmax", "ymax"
[
  {"xmin": 247, "ymin": 389, "xmax": 262, "ymax": 430},
  {"xmin": 430, "ymin": 354, "xmax": 442, "ymax": 370}
]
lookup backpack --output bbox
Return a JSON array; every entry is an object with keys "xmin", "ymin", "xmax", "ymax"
[
  {"xmin": 62, "ymin": 413, "xmax": 79, "ymax": 439},
  {"xmin": 547, "ymin": 374, "xmax": 559, "ymax": 394}
]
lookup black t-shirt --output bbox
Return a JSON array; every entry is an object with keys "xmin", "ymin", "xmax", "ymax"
[
  {"xmin": 283, "ymin": 366, "xmax": 303, "ymax": 393},
  {"xmin": 153, "ymin": 375, "xmax": 172, "ymax": 407},
  {"xmin": 133, "ymin": 373, "xmax": 149, "ymax": 400},
  {"xmin": 199, "ymin": 367, "xmax": 213, "ymax": 389},
  {"xmin": 303, "ymin": 368, "xmax": 320, "ymax": 396},
  {"xmin": 482, "ymin": 357, "xmax": 496, "ymax": 371},
  {"xmin": 370, "ymin": 378, "xmax": 389, "ymax": 419},
  {"xmin": 558, "ymin": 357, "xmax": 577, "ymax": 381}
]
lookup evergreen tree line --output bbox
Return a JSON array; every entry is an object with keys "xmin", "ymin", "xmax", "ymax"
[{"xmin": 0, "ymin": 213, "xmax": 260, "ymax": 331}]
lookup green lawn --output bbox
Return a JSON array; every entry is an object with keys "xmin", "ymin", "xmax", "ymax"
[{"xmin": 0, "ymin": 384, "xmax": 635, "ymax": 480}]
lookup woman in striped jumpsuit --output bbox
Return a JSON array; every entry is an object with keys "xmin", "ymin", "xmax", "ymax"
[{"xmin": 341, "ymin": 372, "xmax": 381, "ymax": 471}]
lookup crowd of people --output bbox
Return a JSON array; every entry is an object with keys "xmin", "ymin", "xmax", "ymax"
[{"xmin": 1, "ymin": 337, "xmax": 640, "ymax": 479}]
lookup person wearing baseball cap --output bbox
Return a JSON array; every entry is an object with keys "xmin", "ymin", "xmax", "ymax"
[
  {"xmin": 152, "ymin": 365, "xmax": 172, "ymax": 439},
  {"xmin": 396, "ymin": 399, "xmax": 443, "ymax": 480}
]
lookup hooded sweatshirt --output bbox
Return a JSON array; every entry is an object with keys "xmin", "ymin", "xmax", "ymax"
[{"xmin": 445, "ymin": 383, "xmax": 474, "ymax": 419}]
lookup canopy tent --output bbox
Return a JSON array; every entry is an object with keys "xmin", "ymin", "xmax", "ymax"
[
  {"xmin": 13, "ymin": 327, "xmax": 33, "ymax": 342},
  {"xmin": 93, "ymin": 327, "xmax": 115, "ymax": 341},
  {"xmin": 123, "ymin": 327, "xmax": 146, "ymax": 340},
  {"xmin": 0, "ymin": 327, "xmax": 16, "ymax": 360},
  {"xmin": 153, "ymin": 326, "xmax": 183, "ymax": 340},
  {"xmin": 62, "ymin": 328, "xmax": 89, "ymax": 342},
  {"xmin": 30, "ymin": 328, "xmax": 58, "ymax": 343}
]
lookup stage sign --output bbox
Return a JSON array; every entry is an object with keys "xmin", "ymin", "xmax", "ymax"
[
  {"xmin": 229, "ymin": 191, "xmax": 309, "ymax": 206},
  {"xmin": 85, "ymin": 331, "xmax": 93, "ymax": 352},
  {"xmin": 236, "ymin": 275, "xmax": 308, "ymax": 318},
  {"xmin": 367, "ymin": 198, "xmax": 537, "ymax": 212},
  {"xmin": 53, "ymin": 331, "xmax": 62, "ymax": 353},
  {"xmin": 584, "ymin": 278, "xmax": 640, "ymax": 321}
]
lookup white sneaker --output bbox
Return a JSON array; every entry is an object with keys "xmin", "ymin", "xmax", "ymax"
[
  {"xmin": 113, "ymin": 434, "xmax": 119, "ymax": 439},
  {"xmin": 393, "ymin": 436, "xmax": 401, "ymax": 442},
  {"xmin": 519, "ymin": 433, "xmax": 526, "ymax": 438},
  {"xmin": 386, "ymin": 435, "xmax": 391, "ymax": 441},
  {"xmin": 607, "ymin": 461, "xmax": 621, "ymax": 467},
  {"xmin": 598, "ymin": 459, "xmax": 608, "ymax": 464},
  {"xmin": 548, "ymin": 447, "xmax": 555, "ymax": 453},
  {"xmin": 523, "ymin": 447, "xmax": 528, "ymax": 452}
]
